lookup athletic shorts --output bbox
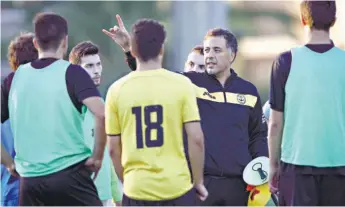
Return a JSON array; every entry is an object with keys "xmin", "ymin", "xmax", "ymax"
[
  {"xmin": 19, "ymin": 159, "xmax": 102, "ymax": 206},
  {"xmin": 122, "ymin": 188, "xmax": 197, "ymax": 206}
]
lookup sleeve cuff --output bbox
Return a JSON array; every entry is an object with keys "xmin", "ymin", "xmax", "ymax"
[
  {"xmin": 270, "ymin": 104, "xmax": 284, "ymax": 112},
  {"xmin": 125, "ymin": 51, "xmax": 132, "ymax": 57},
  {"xmin": 107, "ymin": 134, "xmax": 121, "ymax": 136},
  {"xmin": 183, "ymin": 120, "xmax": 200, "ymax": 124}
]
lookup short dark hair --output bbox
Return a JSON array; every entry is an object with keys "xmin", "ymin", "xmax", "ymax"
[
  {"xmin": 300, "ymin": 0, "xmax": 336, "ymax": 31},
  {"xmin": 7, "ymin": 32, "xmax": 38, "ymax": 71},
  {"xmin": 69, "ymin": 41, "xmax": 99, "ymax": 64},
  {"xmin": 204, "ymin": 28, "xmax": 238, "ymax": 62},
  {"xmin": 191, "ymin": 45, "xmax": 204, "ymax": 55},
  {"xmin": 33, "ymin": 12, "xmax": 68, "ymax": 51},
  {"xmin": 205, "ymin": 28, "xmax": 238, "ymax": 54},
  {"xmin": 131, "ymin": 19, "xmax": 166, "ymax": 62}
]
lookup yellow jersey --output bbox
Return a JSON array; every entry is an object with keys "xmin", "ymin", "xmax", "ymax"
[{"xmin": 105, "ymin": 69, "xmax": 200, "ymax": 201}]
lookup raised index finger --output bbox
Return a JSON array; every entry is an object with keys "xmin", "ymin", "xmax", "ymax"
[{"xmin": 116, "ymin": 14, "xmax": 125, "ymax": 29}]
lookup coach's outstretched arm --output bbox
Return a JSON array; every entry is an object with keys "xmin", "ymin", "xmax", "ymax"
[
  {"xmin": 248, "ymin": 92, "xmax": 269, "ymax": 158},
  {"xmin": 102, "ymin": 14, "xmax": 137, "ymax": 71}
]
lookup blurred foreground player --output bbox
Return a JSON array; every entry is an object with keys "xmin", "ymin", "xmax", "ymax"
[
  {"xmin": 8, "ymin": 12, "xmax": 105, "ymax": 205},
  {"xmin": 105, "ymin": 19, "xmax": 207, "ymax": 206},
  {"xmin": 69, "ymin": 41, "xmax": 122, "ymax": 206},
  {"xmin": 1, "ymin": 33, "xmax": 38, "ymax": 123},
  {"xmin": 1, "ymin": 32, "xmax": 38, "ymax": 206},
  {"xmin": 105, "ymin": 15, "xmax": 268, "ymax": 205},
  {"xmin": 269, "ymin": 1, "xmax": 345, "ymax": 205}
]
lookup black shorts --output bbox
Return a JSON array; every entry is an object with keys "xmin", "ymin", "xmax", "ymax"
[
  {"xmin": 19, "ymin": 159, "xmax": 102, "ymax": 206},
  {"xmin": 279, "ymin": 173, "xmax": 345, "ymax": 206},
  {"xmin": 122, "ymin": 188, "xmax": 198, "ymax": 206}
]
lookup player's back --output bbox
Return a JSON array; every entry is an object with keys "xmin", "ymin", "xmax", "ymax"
[{"xmin": 109, "ymin": 68, "xmax": 199, "ymax": 201}]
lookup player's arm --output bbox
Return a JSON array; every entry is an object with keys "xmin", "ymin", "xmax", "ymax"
[
  {"xmin": 1, "ymin": 143, "xmax": 13, "ymax": 166},
  {"xmin": 248, "ymin": 91, "xmax": 269, "ymax": 158},
  {"xmin": 182, "ymin": 80, "xmax": 205, "ymax": 185},
  {"xmin": 1, "ymin": 72, "xmax": 15, "ymax": 123},
  {"xmin": 268, "ymin": 52, "xmax": 290, "ymax": 168},
  {"xmin": 108, "ymin": 135, "xmax": 123, "ymax": 182},
  {"xmin": 105, "ymin": 85, "xmax": 124, "ymax": 182},
  {"xmin": 68, "ymin": 66, "xmax": 106, "ymax": 161},
  {"xmin": 110, "ymin": 160, "xmax": 123, "ymax": 205}
]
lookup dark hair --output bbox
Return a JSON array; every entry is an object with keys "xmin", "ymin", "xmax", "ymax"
[
  {"xmin": 33, "ymin": 12, "xmax": 68, "ymax": 51},
  {"xmin": 300, "ymin": 0, "xmax": 336, "ymax": 31},
  {"xmin": 191, "ymin": 45, "xmax": 204, "ymax": 55},
  {"xmin": 131, "ymin": 19, "xmax": 166, "ymax": 62},
  {"xmin": 204, "ymin": 28, "xmax": 238, "ymax": 63},
  {"xmin": 69, "ymin": 41, "xmax": 99, "ymax": 64},
  {"xmin": 7, "ymin": 32, "xmax": 38, "ymax": 71}
]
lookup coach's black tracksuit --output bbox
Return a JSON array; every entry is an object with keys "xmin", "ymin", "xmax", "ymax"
[{"xmin": 125, "ymin": 52, "xmax": 268, "ymax": 206}]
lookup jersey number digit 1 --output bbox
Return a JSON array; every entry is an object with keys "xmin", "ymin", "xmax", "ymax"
[{"xmin": 132, "ymin": 105, "xmax": 164, "ymax": 149}]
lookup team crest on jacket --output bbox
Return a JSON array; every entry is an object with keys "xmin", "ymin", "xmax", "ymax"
[{"xmin": 237, "ymin": 94, "xmax": 246, "ymax": 105}]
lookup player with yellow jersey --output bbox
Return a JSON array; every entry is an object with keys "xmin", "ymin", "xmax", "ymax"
[{"xmin": 105, "ymin": 18, "xmax": 208, "ymax": 206}]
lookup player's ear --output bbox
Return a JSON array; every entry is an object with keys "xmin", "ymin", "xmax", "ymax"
[
  {"xmin": 330, "ymin": 17, "xmax": 336, "ymax": 27},
  {"xmin": 130, "ymin": 38, "xmax": 137, "ymax": 58},
  {"xmin": 33, "ymin": 38, "xmax": 39, "ymax": 51},
  {"xmin": 62, "ymin": 35, "xmax": 68, "ymax": 50},
  {"xmin": 159, "ymin": 46, "xmax": 164, "ymax": 56},
  {"xmin": 301, "ymin": 15, "xmax": 307, "ymax": 26}
]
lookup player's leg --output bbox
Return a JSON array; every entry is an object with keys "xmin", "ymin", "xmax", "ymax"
[
  {"xmin": 221, "ymin": 176, "xmax": 249, "ymax": 206},
  {"xmin": 44, "ymin": 160, "xmax": 102, "ymax": 206},
  {"xmin": 279, "ymin": 173, "xmax": 319, "ymax": 206},
  {"xmin": 19, "ymin": 177, "xmax": 45, "ymax": 206},
  {"xmin": 319, "ymin": 175, "xmax": 345, "ymax": 206},
  {"xmin": 201, "ymin": 176, "xmax": 227, "ymax": 205}
]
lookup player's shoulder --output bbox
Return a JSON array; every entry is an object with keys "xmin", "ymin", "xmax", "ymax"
[
  {"xmin": 66, "ymin": 63, "xmax": 91, "ymax": 81},
  {"xmin": 162, "ymin": 69, "xmax": 194, "ymax": 86},
  {"xmin": 107, "ymin": 73, "xmax": 132, "ymax": 93},
  {"xmin": 274, "ymin": 49, "xmax": 292, "ymax": 65},
  {"xmin": 334, "ymin": 46, "xmax": 345, "ymax": 55}
]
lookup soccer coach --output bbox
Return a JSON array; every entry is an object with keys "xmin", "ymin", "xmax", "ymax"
[{"xmin": 103, "ymin": 15, "xmax": 268, "ymax": 206}]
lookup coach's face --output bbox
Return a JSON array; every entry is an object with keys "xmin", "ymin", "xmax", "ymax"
[
  {"xmin": 184, "ymin": 51, "xmax": 205, "ymax": 73},
  {"xmin": 80, "ymin": 54, "xmax": 103, "ymax": 86},
  {"xmin": 204, "ymin": 36, "xmax": 232, "ymax": 76}
]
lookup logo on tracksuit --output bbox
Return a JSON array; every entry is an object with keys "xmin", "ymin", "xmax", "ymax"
[{"xmin": 237, "ymin": 94, "xmax": 246, "ymax": 105}]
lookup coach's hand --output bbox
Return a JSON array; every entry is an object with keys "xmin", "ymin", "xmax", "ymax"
[
  {"xmin": 85, "ymin": 157, "xmax": 102, "ymax": 180},
  {"xmin": 102, "ymin": 14, "xmax": 131, "ymax": 52},
  {"xmin": 269, "ymin": 165, "xmax": 279, "ymax": 194},
  {"xmin": 195, "ymin": 183, "xmax": 208, "ymax": 201}
]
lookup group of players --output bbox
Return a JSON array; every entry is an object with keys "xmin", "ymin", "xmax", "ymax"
[
  {"xmin": 1, "ymin": 25, "xmax": 122, "ymax": 206},
  {"xmin": 1, "ymin": 0, "xmax": 345, "ymax": 206}
]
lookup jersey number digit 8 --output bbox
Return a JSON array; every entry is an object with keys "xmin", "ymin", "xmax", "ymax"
[{"xmin": 132, "ymin": 105, "xmax": 164, "ymax": 149}]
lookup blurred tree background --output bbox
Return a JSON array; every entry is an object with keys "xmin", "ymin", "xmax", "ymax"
[
  {"xmin": 1, "ymin": 1, "xmax": 167, "ymax": 96},
  {"xmin": 5, "ymin": 1, "xmax": 343, "ymax": 102}
]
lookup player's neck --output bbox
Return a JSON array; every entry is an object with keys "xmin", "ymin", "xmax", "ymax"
[
  {"xmin": 136, "ymin": 60, "xmax": 162, "ymax": 71},
  {"xmin": 215, "ymin": 67, "xmax": 231, "ymax": 86},
  {"xmin": 39, "ymin": 51, "xmax": 64, "ymax": 60},
  {"xmin": 307, "ymin": 30, "xmax": 331, "ymax": 45}
]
